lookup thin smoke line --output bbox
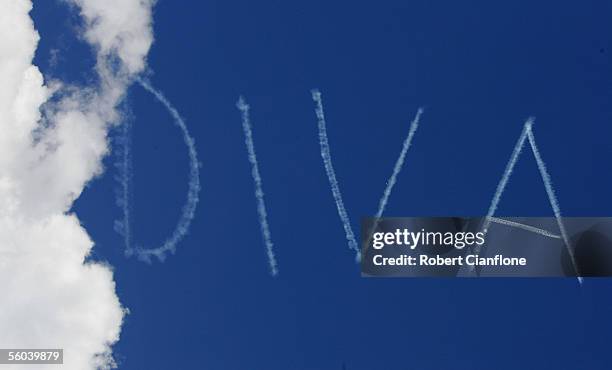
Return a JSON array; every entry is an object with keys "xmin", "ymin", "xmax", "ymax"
[
  {"xmin": 364, "ymin": 108, "xmax": 424, "ymax": 250},
  {"xmin": 375, "ymin": 108, "xmax": 424, "ymax": 220},
  {"xmin": 470, "ymin": 120, "xmax": 581, "ymax": 283},
  {"xmin": 486, "ymin": 217, "xmax": 561, "ymax": 239},
  {"xmin": 237, "ymin": 96, "xmax": 279, "ymax": 276},
  {"xmin": 526, "ymin": 126, "xmax": 582, "ymax": 283},
  {"xmin": 127, "ymin": 77, "xmax": 201, "ymax": 263},
  {"xmin": 482, "ymin": 118, "xmax": 533, "ymax": 233},
  {"xmin": 113, "ymin": 116, "xmax": 133, "ymax": 252},
  {"xmin": 311, "ymin": 89, "xmax": 360, "ymax": 261},
  {"xmin": 466, "ymin": 119, "xmax": 535, "ymax": 276}
]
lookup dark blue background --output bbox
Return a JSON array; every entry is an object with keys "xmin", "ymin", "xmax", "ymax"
[{"xmin": 34, "ymin": 1, "xmax": 612, "ymax": 369}]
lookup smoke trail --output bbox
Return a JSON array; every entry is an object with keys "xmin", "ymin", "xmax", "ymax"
[
  {"xmin": 473, "ymin": 120, "xmax": 582, "ymax": 283},
  {"xmin": 113, "ymin": 116, "xmax": 133, "ymax": 254},
  {"xmin": 481, "ymin": 118, "xmax": 533, "ymax": 233},
  {"xmin": 236, "ymin": 96, "xmax": 279, "ymax": 276},
  {"xmin": 311, "ymin": 90, "xmax": 360, "ymax": 261},
  {"xmin": 363, "ymin": 108, "xmax": 425, "ymax": 251},
  {"xmin": 526, "ymin": 126, "xmax": 582, "ymax": 282},
  {"xmin": 461, "ymin": 119, "xmax": 534, "ymax": 277},
  {"xmin": 486, "ymin": 217, "xmax": 561, "ymax": 239},
  {"xmin": 375, "ymin": 108, "xmax": 424, "ymax": 219},
  {"xmin": 129, "ymin": 78, "xmax": 202, "ymax": 263}
]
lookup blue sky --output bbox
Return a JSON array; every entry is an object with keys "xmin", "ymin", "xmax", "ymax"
[{"xmin": 32, "ymin": 1, "xmax": 612, "ymax": 369}]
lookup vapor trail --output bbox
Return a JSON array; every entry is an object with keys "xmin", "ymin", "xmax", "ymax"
[
  {"xmin": 113, "ymin": 116, "xmax": 133, "ymax": 254},
  {"xmin": 130, "ymin": 78, "xmax": 201, "ymax": 263},
  {"xmin": 361, "ymin": 108, "xmax": 425, "ymax": 252},
  {"xmin": 486, "ymin": 217, "xmax": 561, "ymax": 239},
  {"xmin": 482, "ymin": 118, "xmax": 533, "ymax": 233},
  {"xmin": 465, "ymin": 119, "xmax": 533, "ymax": 277},
  {"xmin": 476, "ymin": 120, "xmax": 581, "ymax": 283},
  {"xmin": 236, "ymin": 97, "xmax": 279, "ymax": 276},
  {"xmin": 311, "ymin": 90, "xmax": 360, "ymax": 261},
  {"xmin": 526, "ymin": 127, "xmax": 582, "ymax": 283},
  {"xmin": 375, "ymin": 108, "xmax": 424, "ymax": 219}
]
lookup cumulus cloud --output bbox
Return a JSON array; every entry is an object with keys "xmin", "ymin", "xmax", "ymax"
[{"xmin": 0, "ymin": 0, "xmax": 154, "ymax": 368}]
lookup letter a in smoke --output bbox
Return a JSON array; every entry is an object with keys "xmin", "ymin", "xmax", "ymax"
[{"xmin": 471, "ymin": 119, "xmax": 582, "ymax": 282}]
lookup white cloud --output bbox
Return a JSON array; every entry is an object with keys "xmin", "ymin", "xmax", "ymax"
[{"xmin": 0, "ymin": 0, "xmax": 154, "ymax": 368}]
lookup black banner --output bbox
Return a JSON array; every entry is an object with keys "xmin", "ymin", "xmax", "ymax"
[{"xmin": 361, "ymin": 217, "xmax": 612, "ymax": 277}]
